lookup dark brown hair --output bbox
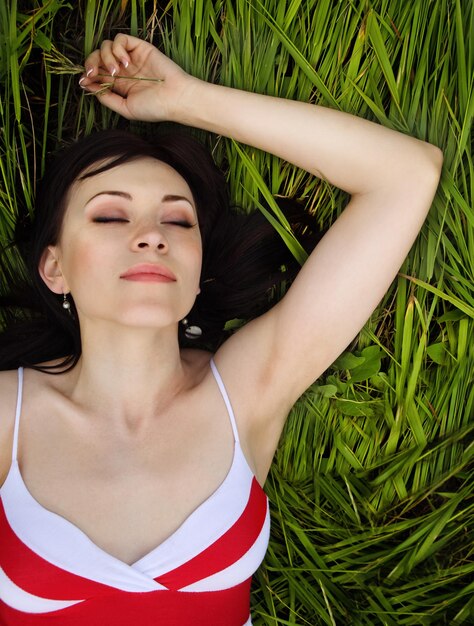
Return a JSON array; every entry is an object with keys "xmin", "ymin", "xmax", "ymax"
[{"xmin": 0, "ymin": 130, "xmax": 322, "ymax": 371}]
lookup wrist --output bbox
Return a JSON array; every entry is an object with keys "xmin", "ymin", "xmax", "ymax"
[{"xmin": 168, "ymin": 76, "xmax": 217, "ymax": 129}]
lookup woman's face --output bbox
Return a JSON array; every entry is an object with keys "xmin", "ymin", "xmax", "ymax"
[{"xmin": 40, "ymin": 157, "xmax": 202, "ymax": 330}]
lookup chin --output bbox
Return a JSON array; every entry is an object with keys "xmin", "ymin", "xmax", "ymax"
[{"xmin": 82, "ymin": 302, "xmax": 193, "ymax": 331}]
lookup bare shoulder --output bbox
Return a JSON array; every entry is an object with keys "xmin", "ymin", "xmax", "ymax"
[{"xmin": 0, "ymin": 369, "xmax": 21, "ymax": 484}]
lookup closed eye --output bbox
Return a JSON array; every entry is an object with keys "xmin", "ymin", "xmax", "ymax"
[
  {"xmin": 163, "ymin": 220, "xmax": 196, "ymax": 228},
  {"xmin": 93, "ymin": 217, "xmax": 129, "ymax": 223}
]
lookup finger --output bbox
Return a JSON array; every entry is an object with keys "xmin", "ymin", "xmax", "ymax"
[
  {"xmin": 111, "ymin": 33, "xmax": 136, "ymax": 68},
  {"xmin": 101, "ymin": 36, "xmax": 140, "ymax": 75},
  {"xmin": 112, "ymin": 33, "xmax": 144, "ymax": 56},
  {"xmin": 82, "ymin": 49, "xmax": 104, "ymax": 80},
  {"xmin": 98, "ymin": 39, "xmax": 120, "ymax": 78},
  {"xmin": 81, "ymin": 34, "xmax": 143, "ymax": 87}
]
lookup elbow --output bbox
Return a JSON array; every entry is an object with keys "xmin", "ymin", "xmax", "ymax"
[
  {"xmin": 392, "ymin": 140, "xmax": 443, "ymax": 191},
  {"xmin": 403, "ymin": 141, "xmax": 443, "ymax": 196},
  {"xmin": 420, "ymin": 142, "xmax": 444, "ymax": 182},
  {"xmin": 392, "ymin": 142, "xmax": 443, "ymax": 211},
  {"xmin": 415, "ymin": 143, "xmax": 444, "ymax": 215},
  {"xmin": 426, "ymin": 143, "xmax": 444, "ymax": 174}
]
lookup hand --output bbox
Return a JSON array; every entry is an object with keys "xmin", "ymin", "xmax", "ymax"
[{"xmin": 79, "ymin": 34, "xmax": 195, "ymax": 122}]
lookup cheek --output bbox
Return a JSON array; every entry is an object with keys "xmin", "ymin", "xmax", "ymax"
[
  {"xmin": 60, "ymin": 241, "xmax": 110, "ymax": 290},
  {"xmin": 73, "ymin": 246, "xmax": 97, "ymax": 267}
]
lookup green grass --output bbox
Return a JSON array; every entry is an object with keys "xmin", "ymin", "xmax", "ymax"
[{"xmin": 1, "ymin": 1, "xmax": 473, "ymax": 623}]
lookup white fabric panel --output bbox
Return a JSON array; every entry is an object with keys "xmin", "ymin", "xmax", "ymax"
[
  {"xmin": 133, "ymin": 445, "xmax": 254, "ymax": 578},
  {"xmin": 0, "ymin": 566, "xmax": 83, "ymax": 614},
  {"xmin": 180, "ymin": 506, "xmax": 270, "ymax": 592},
  {"xmin": 1, "ymin": 445, "xmax": 259, "ymax": 591},
  {"xmin": 1, "ymin": 462, "xmax": 164, "ymax": 593}
]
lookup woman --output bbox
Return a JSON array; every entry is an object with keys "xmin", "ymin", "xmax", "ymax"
[{"xmin": 0, "ymin": 34, "xmax": 442, "ymax": 625}]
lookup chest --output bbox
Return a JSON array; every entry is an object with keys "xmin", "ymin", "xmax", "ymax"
[
  {"xmin": 1, "ymin": 445, "xmax": 269, "ymax": 623},
  {"xmin": 16, "ymin": 385, "xmax": 236, "ymax": 565}
]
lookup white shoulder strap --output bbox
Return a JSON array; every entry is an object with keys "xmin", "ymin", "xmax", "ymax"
[
  {"xmin": 12, "ymin": 367, "xmax": 24, "ymax": 462},
  {"xmin": 210, "ymin": 359, "xmax": 240, "ymax": 443}
]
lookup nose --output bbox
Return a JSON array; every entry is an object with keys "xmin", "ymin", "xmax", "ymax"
[{"xmin": 132, "ymin": 224, "xmax": 168, "ymax": 252}]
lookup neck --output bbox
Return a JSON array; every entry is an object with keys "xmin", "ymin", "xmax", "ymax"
[{"xmin": 67, "ymin": 321, "xmax": 189, "ymax": 426}]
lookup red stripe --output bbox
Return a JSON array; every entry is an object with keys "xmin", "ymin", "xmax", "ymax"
[
  {"xmin": 0, "ymin": 579, "xmax": 251, "ymax": 626},
  {"xmin": 0, "ymin": 498, "xmax": 118, "ymax": 600},
  {"xmin": 156, "ymin": 477, "xmax": 267, "ymax": 590}
]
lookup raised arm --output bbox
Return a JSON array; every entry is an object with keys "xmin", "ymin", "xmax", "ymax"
[
  {"xmin": 82, "ymin": 35, "xmax": 443, "ymax": 477},
  {"xmin": 81, "ymin": 35, "xmax": 441, "ymax": 191}
]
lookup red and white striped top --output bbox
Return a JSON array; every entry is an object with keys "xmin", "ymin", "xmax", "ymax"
[{"xmin": 0, "ymin": 360, "xmax": 270, "ymax": 625}]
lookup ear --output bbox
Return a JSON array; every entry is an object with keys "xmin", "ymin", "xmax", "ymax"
[{"xmin": 38, "ymin": 246, "xmax": 69, "ymax": 294}]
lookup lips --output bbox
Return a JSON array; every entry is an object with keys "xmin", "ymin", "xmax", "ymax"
[{"xmin": 120, "ymin": 263, "xmax": 176, "ymax": 282}]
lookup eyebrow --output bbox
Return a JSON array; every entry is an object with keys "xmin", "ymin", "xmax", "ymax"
[
  {"xmin": 85, "ymin": 191, "xmax": 195, "ymax": 208},
  {"xmin": 162, "ymin": 194, "xmax": 195, "ymax": 207},
  {"xmin": 85, "ymin": 191, "xmax": 131, "ymax": 205}
]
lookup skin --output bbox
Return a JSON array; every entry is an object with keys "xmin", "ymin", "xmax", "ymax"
[
  {"xmin": 42, "ymin": 158, "xmax": 202, "ymax": 329},
  {"xmin": 0, "ymin": 34, "xmax": 443, "ymax": 566}
]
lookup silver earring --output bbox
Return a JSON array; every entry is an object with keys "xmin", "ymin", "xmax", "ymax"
[
  {"xmin": 62, "ymin": 293, "xmax": 72, "ymax": 315},
  {"xmin": 181, "ymin": 318, "xmax": 202, "ymax": 339}
]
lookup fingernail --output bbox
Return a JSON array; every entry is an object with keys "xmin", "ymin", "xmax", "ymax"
[
  {"xmin": 86, "ymin": 68, "xmax": 93, "ymax": 77},
  {"xmin": 79, "ymin": 76, "xmax": 86, "ymax": 86},
  {"xmin": 110, "ymin": 66, "xmax": 117, "ymax": 76},
  {"xmin": 121, "ymin": 58, "xmax": 129, "ymax": 68}
]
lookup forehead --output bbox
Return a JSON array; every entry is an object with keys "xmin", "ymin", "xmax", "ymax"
[{"xmin": 68, "ymin": 157, "xmax": 194, "ymax": 206}]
